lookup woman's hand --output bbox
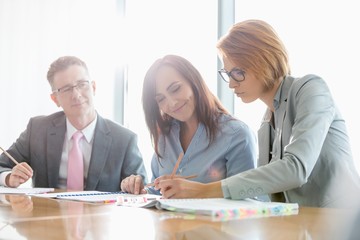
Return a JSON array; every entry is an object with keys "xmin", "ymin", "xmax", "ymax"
[
  {"xmin": 121, "ymin": 174, "xmax": 146, "ymax": 194},
  {"xmin": 154, "ymin": 176, "xmax": 223, "ymax": 199},
  {"xmin": 154, "ymin": 177, "xmax": 204, "ymax": 199}
]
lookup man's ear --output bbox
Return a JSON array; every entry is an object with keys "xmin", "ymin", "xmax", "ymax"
[
  {"xmin": 50, "ymin": 93, "xmax": 61, "ymax": 107},
  {"xmin": 91, "ymin": 81, "xmax": 96, "ymax": 96}
]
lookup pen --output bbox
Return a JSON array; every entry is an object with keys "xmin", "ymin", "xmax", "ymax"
[
  {"xmin": 145, "ymin": 174, "xmax": 198, "ymax": 187},
  {"xmin": 145, "ymin": 152, "xmax": 184, "ymax": 188},
  {"xmin": 0, "ymin": 147, "xmax": 19, "ymax": 165},
  {"xmin": 144, "ymin": 153, "xmax": 198, "ymax": 188},
  {"xmin": 171, "ymin": 152, "xmax": 184, "ymax": 178}
]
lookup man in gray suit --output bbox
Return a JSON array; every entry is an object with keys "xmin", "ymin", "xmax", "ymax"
[{"xmin": 0, "ymin": 56, "xmax": 148, "ymax": 191}]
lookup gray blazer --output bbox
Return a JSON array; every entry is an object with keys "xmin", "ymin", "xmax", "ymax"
[
  {"xmin": 0, "ymin": 111, "xmax": 148, "ymax": 191},
  {"xmin": 222, "ymin": 75, "xmax": 360, "ymax": 207}
]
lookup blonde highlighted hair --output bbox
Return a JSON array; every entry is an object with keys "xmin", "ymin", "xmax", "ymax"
[{"xmin": 217, "ymin": 19, "xmax": 290, "ymax": 90}]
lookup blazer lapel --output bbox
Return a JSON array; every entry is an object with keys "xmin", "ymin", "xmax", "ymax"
[
  {"xmin": 85, "ymin": 115, "xmax": 112, "ymax": 190},
  {"xmin": 258, "ymin": 109, "xmax": 272, "ymax": 167},
  {"xmin": 257, "ymin": 77, "xmax": 294, "ymax": 166},
  {"xmin": 274, "ymin": 76, "xmax": 294, "ymax": 158},
  {"xmin": 47, "ymin": 114, "xmax": 66, "ymax": 187}
]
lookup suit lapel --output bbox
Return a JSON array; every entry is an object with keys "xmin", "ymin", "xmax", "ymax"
[
  {"xmin": 47, "ymin": 114, "xmax": 66, "ymax": 187},
  {"xmin": 258, "ymin": 109, "xmax": 272, "ymax": 167},
  {"xmin": 258, "ymin": 77, "xmax": 294, "ymax": 166},
  {"xmin": 85, "ymin": 116, "xmax": 112, "ymax": 190},
  {"xmin": 274, "ymin": 76, "xmax": 294, "ymax": 158}
]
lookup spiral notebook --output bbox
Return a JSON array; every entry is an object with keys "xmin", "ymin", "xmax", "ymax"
[
  {"xmin": 34, "ymin": 190, "xmax": 161, "ymax": 204},
  {"xmin": 55, "ymin": 191, "xmax": 129, "ymax": 203},
  {"xmin": 0, "ymin": 187, "xmax": 54, "ymax": 195},
  {"xmin": 117, "ymin": 197, "xmax": 299, "ymax": 221}
]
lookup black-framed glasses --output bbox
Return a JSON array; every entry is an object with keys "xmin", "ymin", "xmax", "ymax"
[
  {"xmin": 53, "ymin": 80, "xmax": 91, "ymax": 95},
  {"xmin": 218, "ymin": 68, "xmax": 246, "ymax": 83}
]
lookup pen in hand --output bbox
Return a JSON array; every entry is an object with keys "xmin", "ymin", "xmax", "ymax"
[
  {"xmin": 145, "ymin": 152, "xmax": 198, "ymax": 187},
  {"xmin": 145, "ymin": 174, "xmax": 198, "ymax": 187},
  {"xmin": 0, "ymin": 146, "xmax": 33, "ymax": 186},
  {"xmin": 0, "ymin": 146, "xmax": 19, "ymax": 165}
]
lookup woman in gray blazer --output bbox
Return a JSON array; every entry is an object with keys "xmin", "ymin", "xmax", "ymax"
[{"xmin": 154, "ymin": 19, "xmax": 360, "ymax": 208}]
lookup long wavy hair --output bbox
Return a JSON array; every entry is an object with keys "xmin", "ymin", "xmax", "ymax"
[{"xmin": 142, "ymin": 54, "xmax": 230, "ymax": 158}]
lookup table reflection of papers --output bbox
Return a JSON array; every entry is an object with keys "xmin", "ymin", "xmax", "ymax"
[{"xmin": 154, "ymin": 212, "xmax": 237, "ymax": 240}]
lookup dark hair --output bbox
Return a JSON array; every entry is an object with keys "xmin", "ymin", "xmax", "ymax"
[
  {"xmin": 142, "ymin": 54, "xmax": 230, "ymax": 157},
  {"xmin": 47, "ymin": 56, "xmax": 89, "ymax": 89}
]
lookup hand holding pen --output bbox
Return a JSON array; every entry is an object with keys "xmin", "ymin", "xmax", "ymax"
[
  {"xmin": 121, "ymin": 152, "xmax": 197, "ymax": 195},
  {"xmin": 0, "ymin": 147, "xmax": 33, "ymax": 188},
  {"xmin": 148, "ymin": 152, "xmax": 197, "ymax": 192}
]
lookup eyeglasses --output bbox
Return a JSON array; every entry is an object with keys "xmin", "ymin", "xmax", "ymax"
[
  {"xmin": 53, "ymin": 80, "xmax": 90, "ymax": 95},
  {"xmin": 218, "ymin": 68, "xmax": 246, "ymax": 83}
]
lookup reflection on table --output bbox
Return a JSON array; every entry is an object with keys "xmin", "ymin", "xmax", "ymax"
[{"xmin": 0, "ymin": 193, "xmax": 359, "ymax": 240}]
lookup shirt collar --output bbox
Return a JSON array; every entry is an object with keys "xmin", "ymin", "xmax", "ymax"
[
  {"xmin": 273, "ymin": 76, "xmax": 290, "ymax": 110},
  {"xmin": 66, "ymin": 115, "xmax": 98, "ymax": 143}
]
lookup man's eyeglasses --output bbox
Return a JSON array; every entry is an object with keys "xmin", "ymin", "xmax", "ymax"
[
  {"xmin": 218, "ymin": 68, "xmax": 246, "ymax": 83},
  {"xmin": 53, "ymin": 80, "xmax": 91, "ymax": 95}
]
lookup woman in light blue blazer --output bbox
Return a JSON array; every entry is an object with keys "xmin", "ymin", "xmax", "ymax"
[{"xmin": 154, "ymin": 20, "xmax": 360, "ymax": 208}]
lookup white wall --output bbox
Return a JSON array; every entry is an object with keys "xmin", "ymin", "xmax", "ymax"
[{"xmin": 0, "ymin": 0, "xmax": 118, "ymax": 149}]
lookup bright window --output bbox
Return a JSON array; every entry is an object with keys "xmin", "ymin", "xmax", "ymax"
[
  {"xmin": 234, "ymin": 0, "xmax": 360, "ymax": 173},
  {"xmin": 124, "ymin": 0, "xmax": 218, "ymax": 176}
]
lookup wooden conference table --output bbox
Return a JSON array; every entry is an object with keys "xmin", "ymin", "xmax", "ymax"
[{"xmin": 0, "ymin": 192, "xmax": 359, "ymax": 240}]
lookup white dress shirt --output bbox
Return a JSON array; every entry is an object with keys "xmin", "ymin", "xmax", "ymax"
[
  {"xmin": 57, "ymin": 116, "xmax": 97, "ymax": 189},
  {"xmin": 0, "ymin": 116, "xmax": 97, "ymax": 188}
]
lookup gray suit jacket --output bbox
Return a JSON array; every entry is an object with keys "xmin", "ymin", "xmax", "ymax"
[
  {"xmin": 222, "ymin": 75, "xmax": 360, "ymax": 207},
  {"xmin": 0, "ymin": 111, "xmax": 148, "ymax": 191}
]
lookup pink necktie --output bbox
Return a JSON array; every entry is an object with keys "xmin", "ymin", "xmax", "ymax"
[{"xmin": 67, "ymin": 131, "xmax": 84, "ymax": 190}]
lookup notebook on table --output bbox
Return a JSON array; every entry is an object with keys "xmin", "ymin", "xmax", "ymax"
[
  {"xmin": 117, "ymin": 196, "xmax": 299, "ymax": 221},
  {"xmin": 0, "ymin": 187, "xmax": 54, "ymax": 195},
  {"xmin": 34, "ymin": 190, "xmax": 161, "ymax": 204}
]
